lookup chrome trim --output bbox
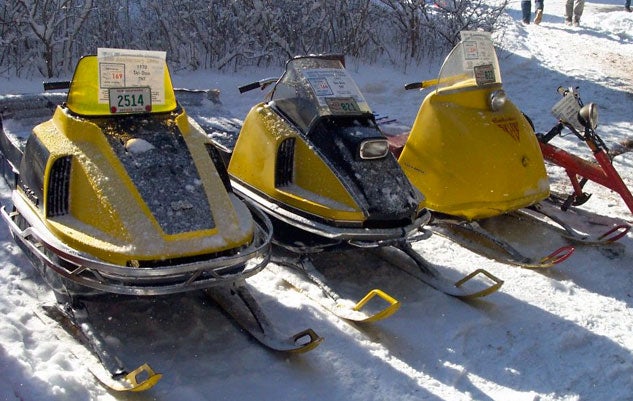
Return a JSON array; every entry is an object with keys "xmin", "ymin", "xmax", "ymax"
[
  {"xmin": 1, "ymin": 192, "xmax": 273, "ymax": 296},
  {"xmin": 359, "ymin": 139, "xmax": 389, "ymax": 160},
  {"xmin": 232, "ymin": 180, "xmax": 430, "ymax": 243}
]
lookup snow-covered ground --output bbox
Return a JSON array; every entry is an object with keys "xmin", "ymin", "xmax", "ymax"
[{"xmin": 1, "ymin": 0, "xmax": 632, "ymax": 399}]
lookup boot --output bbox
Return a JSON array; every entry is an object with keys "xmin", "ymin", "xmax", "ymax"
[{"xmin": 534, "ymin": 9, "xmax": 543, "ymax": 24}]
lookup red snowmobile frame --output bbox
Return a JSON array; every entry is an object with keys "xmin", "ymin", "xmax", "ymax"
[{"xmin": 536, "ymin": 87, "xmax": 633, "ymax": 225}]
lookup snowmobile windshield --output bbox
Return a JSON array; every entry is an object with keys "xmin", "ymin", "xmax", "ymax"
[
  {"xmin": 270, "ymin": 55, "xmax": 372, "ymax": 133},
  {"xmin": 66, "ymin": 48, "xmax": 177, "ymax": 116},
  {"xmin": 436, "ymin": 31, "xmax": 502, "ymax": 93}
]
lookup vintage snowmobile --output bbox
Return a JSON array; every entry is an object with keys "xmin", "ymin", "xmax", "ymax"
[
  {"xmin": 536, "ymin": 86, "xmax": 633, "ymax": 218},
  {"xmin": 387, "ymin": 31, "xmax": 629, "ymax": 268},
  {"xmin": 206, "ymin": 54, "xmax": 503, "ymax": 323},
  {"xmin": 0, "ymin": 49, "xmax": 321, "ymax": 392}
]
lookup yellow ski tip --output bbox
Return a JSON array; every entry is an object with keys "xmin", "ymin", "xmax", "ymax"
[
  {"xmin": 353, "ymin": 289, "xmax": 401, "ymax": 323},
  {"xmin": 124, "ymin": 363, "xmax": 162, "ymax": 392},
  {"xmin": 289, "ymin": 328, "xmax": 325, "ymax": 354},
  {"xmin": 454, "ymin": 269, "xmax": 504, "ymax": 299}
]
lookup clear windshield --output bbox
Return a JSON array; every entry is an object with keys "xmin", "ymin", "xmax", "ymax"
[
  {"xmin": 437, "ymin": 31, "xmax": 501, "ymax": 92},
  {"xmin": 270, "ymin": 55, "xmax": 372, "ymax": 133}
]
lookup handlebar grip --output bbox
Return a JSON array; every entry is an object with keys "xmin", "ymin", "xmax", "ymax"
[
  {"xmin": 43, "ymin": 81, "xmax": 71, "ymax": 91},
  {"xmin": 404, "ymin": 82, "xmax": 423, "ymax": 90},
  {"xmin": 238, "ymin": 82, "xmax": 260, "ymax": 93},
  {"xmin": 538, "ymin": 122, "xmax": 565, "ymax": 143}
]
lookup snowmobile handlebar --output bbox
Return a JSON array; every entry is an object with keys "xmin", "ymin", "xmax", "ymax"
[
  {"xmin": 43, "ymin": 81, "xmax": 71, "ymax": 91},
  {"xmin": 538, "ymin": 122, "xmax": 565, "ymax": 144},
  {"xmin": 404, "ymin": 78, "xmax": 439, "ymax": 91},
  {"xmin": 238, "ymin": 77, "xmax": 278, "ymax": 94}
]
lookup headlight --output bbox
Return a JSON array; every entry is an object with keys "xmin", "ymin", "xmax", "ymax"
[
  {"xmin": 359, "ymin": 139, "xmax": 389, "ymax": 159},
  {"xmin": 578, "ymin": 103, "xmax": 598, "ymax": 129},
  {"xmin": 489, "ymin": 89, "xmax": 507, "ymax": 111}
]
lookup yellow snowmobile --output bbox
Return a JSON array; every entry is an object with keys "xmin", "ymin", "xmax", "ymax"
[
  {"xmin": 388, "ymin": 31, "xmax": 578, "ymax": 268},
  {"xmin": 0, "ymin": 49, "xmax": 321, "ymax": 392},
  {"xmin": 208, "ymin": 54, "xmax": 502, "ymax": 323}
]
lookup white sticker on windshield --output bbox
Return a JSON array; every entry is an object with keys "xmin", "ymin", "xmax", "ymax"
[
  {"xmin": 303, "ymin": 68, "xmax": 364, "ymax": 107},
  {"xmin": 97, "ymin": 48, "xmax": 166, "ymax": 105},
  {"xmin": 460, "ymin": 31, "xmax": 496, "ymax": 74}
]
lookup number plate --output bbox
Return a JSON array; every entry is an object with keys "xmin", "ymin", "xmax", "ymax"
[{"xmin": 109, "ymin": 87, "xmax": 152, "ymax": 113}]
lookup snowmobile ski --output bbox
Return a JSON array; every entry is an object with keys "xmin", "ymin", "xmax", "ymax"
[
  {"xmin": 268, "ymin": 255, "xmax": 401, "ymax": 323},
  {"xmin": 529, "ymin": 198, "xmax": 631, "ymax": 245},
  {"xmin": 371, "ymin": 241, "xmax": 504, "ymax": 298},
  {"xmin": 204, "ymin": 281, "xmax": 323, "ymax": 352},
  {"xmin": 429, "ymin": 216, "xmax": 575, "ymax": 269},
  {"xmin": 36, "ymin": 302, "xmax": 162, "ymax": 392}
]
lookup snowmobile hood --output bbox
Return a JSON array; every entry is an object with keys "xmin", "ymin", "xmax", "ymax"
[{"xmin": 397, "ymin": 31, "xmax": 549, "ymax": 220}]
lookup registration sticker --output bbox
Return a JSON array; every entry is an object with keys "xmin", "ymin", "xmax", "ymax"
[
  {"xmin": 474, "ymin": 64, "xmax": 496, "ymax": 86},
  {"xmin": 325, "ymin": 97, "xmax": 361, "ymax": 114},
  {"xmin": 109, "ymin": 87, "xmax": 152, "ymax": 113},
  {"xmin": 97, "ymin": 48, "xmax": 166, "ymax": 106}
]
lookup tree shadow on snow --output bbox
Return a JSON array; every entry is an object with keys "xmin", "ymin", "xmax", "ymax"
[{"xmin": 349, "ymin": 255, "xmax": 633, "ymax": 400}]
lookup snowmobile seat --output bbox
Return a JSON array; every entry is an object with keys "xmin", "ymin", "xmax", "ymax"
[{"xmin": 386, "ymin": 132, "xmax": 409, "ymax": 159}]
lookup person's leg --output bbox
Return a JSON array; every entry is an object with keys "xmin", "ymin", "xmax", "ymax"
[
  {"xmin": 565, "ymin": 0, "xmax": 573, "ymax": 23},
  {"xmin": 521, "ymin": 0, "xmax": 532, "ymax": 23},
  {"xmin": 573, "ymin": 0, "xmax": 585, "ymax": 23},
  {"xmin": 625, "ymin": 0, "xmax": 631, "ymax": 12}
]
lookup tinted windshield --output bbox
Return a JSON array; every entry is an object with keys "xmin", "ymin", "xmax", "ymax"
[
  {"xmin": 270, "ymin": 55, "xmax": 371, "ymax": 133},
  {"xmin": 437, "ymin": 31, "xmax": 501, "ymax": 92}
]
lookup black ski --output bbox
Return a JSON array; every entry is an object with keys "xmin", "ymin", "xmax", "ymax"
[
  {"xmin": 204, "ymin": 281, "xmax": 323, "ymax": 353},
  {"xmin": 35, "ymin": 302, "xmax": 162, "ymax": 392}
]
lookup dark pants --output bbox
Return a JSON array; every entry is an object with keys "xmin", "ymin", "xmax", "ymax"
[{"xmin": 521, "ymin": 0, "xmax": 531, "ymax": 22}]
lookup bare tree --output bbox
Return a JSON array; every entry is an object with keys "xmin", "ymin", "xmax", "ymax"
[
  {"xmin": 421, "ymin": 0, "xmax": 508, "ymax": 48},
  {"xmin": 14, "ymin": 0, "xmax": 94, "ymax": 77},
  {"xmin": 0, "ymin": 0, "xmax": 507, "ymax": 78}
]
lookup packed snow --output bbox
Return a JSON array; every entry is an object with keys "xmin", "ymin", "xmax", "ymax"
[{"xmin": 1, "ymin": 0, "xmax": 632, "ymax": 400}]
